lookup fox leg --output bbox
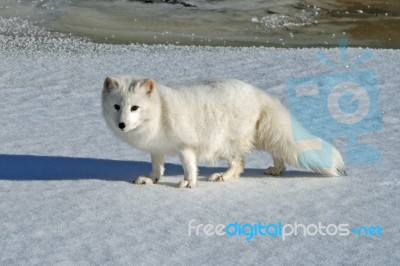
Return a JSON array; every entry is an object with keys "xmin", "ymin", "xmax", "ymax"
[
  {"xmin": 135, "ymin": 153, "xmax": 165, "ymax": 185},
  {"xmin": 208, "ymin": 156, "xmax": 245, "ymax": 182},
  {"xmin": 176, "ymin": 148, "xmax": 198, "ymax": 188},
  {"xmin": 265, "ymin": 156, "xmax": 286, "ymax": 176}
]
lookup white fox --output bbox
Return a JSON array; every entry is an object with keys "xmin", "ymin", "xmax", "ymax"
[{"xmin": 102, "ymin": 76, "xmax": 345, "ymax": 188}]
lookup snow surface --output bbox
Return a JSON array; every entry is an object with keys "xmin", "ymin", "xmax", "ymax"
[{"xmin": 0, "ymin": 28, "xmax": 400, "ymax": 265}]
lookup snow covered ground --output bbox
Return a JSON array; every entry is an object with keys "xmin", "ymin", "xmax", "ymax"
[{"xmin": 0, "ymin": 29, "xmax": 399, "ymax": 265}]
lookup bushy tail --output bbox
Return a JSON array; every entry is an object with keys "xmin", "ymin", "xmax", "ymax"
[
  {"xmin": 255, "ymin": 93, "xmax": 346, "ymax": 176},
  {"xmin": 295, "ymin": 137, "xmax": 346, "ymax": 176}
]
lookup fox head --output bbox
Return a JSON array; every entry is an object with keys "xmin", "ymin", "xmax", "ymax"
[{"xmin": 102, "ymin": 76, "xmax": 159, "ymax": 132}]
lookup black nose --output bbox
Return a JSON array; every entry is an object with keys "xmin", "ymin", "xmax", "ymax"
[{"xmin": 119, "ymin": 123, "xmax": 126, "ymax": 129}]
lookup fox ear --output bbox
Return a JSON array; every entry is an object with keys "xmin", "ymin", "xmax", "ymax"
[
  {"xmin": 141, "ymin": 78, "xmax": 156, "ymax": 95},
  {"xmin": 104, "ymin": 77, "xmax": 119, "ymax": 90}
]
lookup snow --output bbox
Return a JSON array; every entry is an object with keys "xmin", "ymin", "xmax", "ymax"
[{"xmin": 1, "ymin": 24, "xmax": 400, "ymax": 265}]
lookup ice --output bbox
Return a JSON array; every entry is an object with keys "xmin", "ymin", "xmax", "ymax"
[
  {"xmin": 251, "ymin": 13, "xmax": 316, "ymax": 30},
  {"xmin": 0, "ymin": 18, "xmax": 399, "ymax": 265}
]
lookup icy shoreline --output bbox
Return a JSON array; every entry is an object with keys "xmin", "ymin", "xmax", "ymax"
[{"xmin": 1, "ymin": 1, "xmax": 400, "ymax": 48}]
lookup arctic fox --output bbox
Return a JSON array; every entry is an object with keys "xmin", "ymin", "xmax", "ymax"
[{"xmin": 102, "ymin": 76, "xmax": 345, "ymax": 188}]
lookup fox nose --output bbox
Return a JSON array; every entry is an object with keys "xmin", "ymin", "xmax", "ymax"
[{"xmin": 119, "ymin": 122, "xmax": 126, "ymax": 130}]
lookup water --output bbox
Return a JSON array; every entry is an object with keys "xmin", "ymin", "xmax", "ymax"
[{"xmin": 0, "ymin": 0, "xmax": 399, "ymax": 48}]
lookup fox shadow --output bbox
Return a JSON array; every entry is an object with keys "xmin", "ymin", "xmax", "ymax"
[{"xmin": 0, "ymin": 154, "xmax": 322, "ymax": 182}]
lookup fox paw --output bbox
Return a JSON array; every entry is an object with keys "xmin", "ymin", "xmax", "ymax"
[
  {"xmin": 264, "ymin": 167, "xmax": 284, "ymax": 176},
  {"xmin": 176, "ymin": 179, "xmax": 196, "ymax": 188},
  {"xmin": 208, "ymin": 172, "xmax": 225, "ymax": 182},
  {"xmin": 134, "ymin": 176, "xmax": 155, "ymax": 185}
]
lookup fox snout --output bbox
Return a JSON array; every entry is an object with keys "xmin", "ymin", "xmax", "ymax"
[{"xmin": 119, "ymin": 122, "xmax": 126, "ymax": 130}]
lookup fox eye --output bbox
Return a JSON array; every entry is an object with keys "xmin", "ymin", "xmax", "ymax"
[
  {"xmin": 131, "ymin": 105, "xmax": 139, "ymax": 112},
  {"xmin": 114, "ymin": 104, "xmax": 120, "ymax": 111}
]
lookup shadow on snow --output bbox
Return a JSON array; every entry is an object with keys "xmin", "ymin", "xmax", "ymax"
[{"xmin": 0, "ymin": 154, "xmax": 323, "ymax": 182}]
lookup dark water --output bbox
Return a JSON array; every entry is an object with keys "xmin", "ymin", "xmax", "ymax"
[{"xmin": 0, "ymin": 0, "xmax": 399, "ymax": 48}]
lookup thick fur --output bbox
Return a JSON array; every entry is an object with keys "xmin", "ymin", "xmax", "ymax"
[{"xmin": 102, "ymin": 76, "xmax": 346, "ymax": 188}]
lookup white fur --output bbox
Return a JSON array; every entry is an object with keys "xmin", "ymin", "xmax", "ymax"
[{"xmin": 102, "ymin": 76, "xmax": 346, "ymax": 188}]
